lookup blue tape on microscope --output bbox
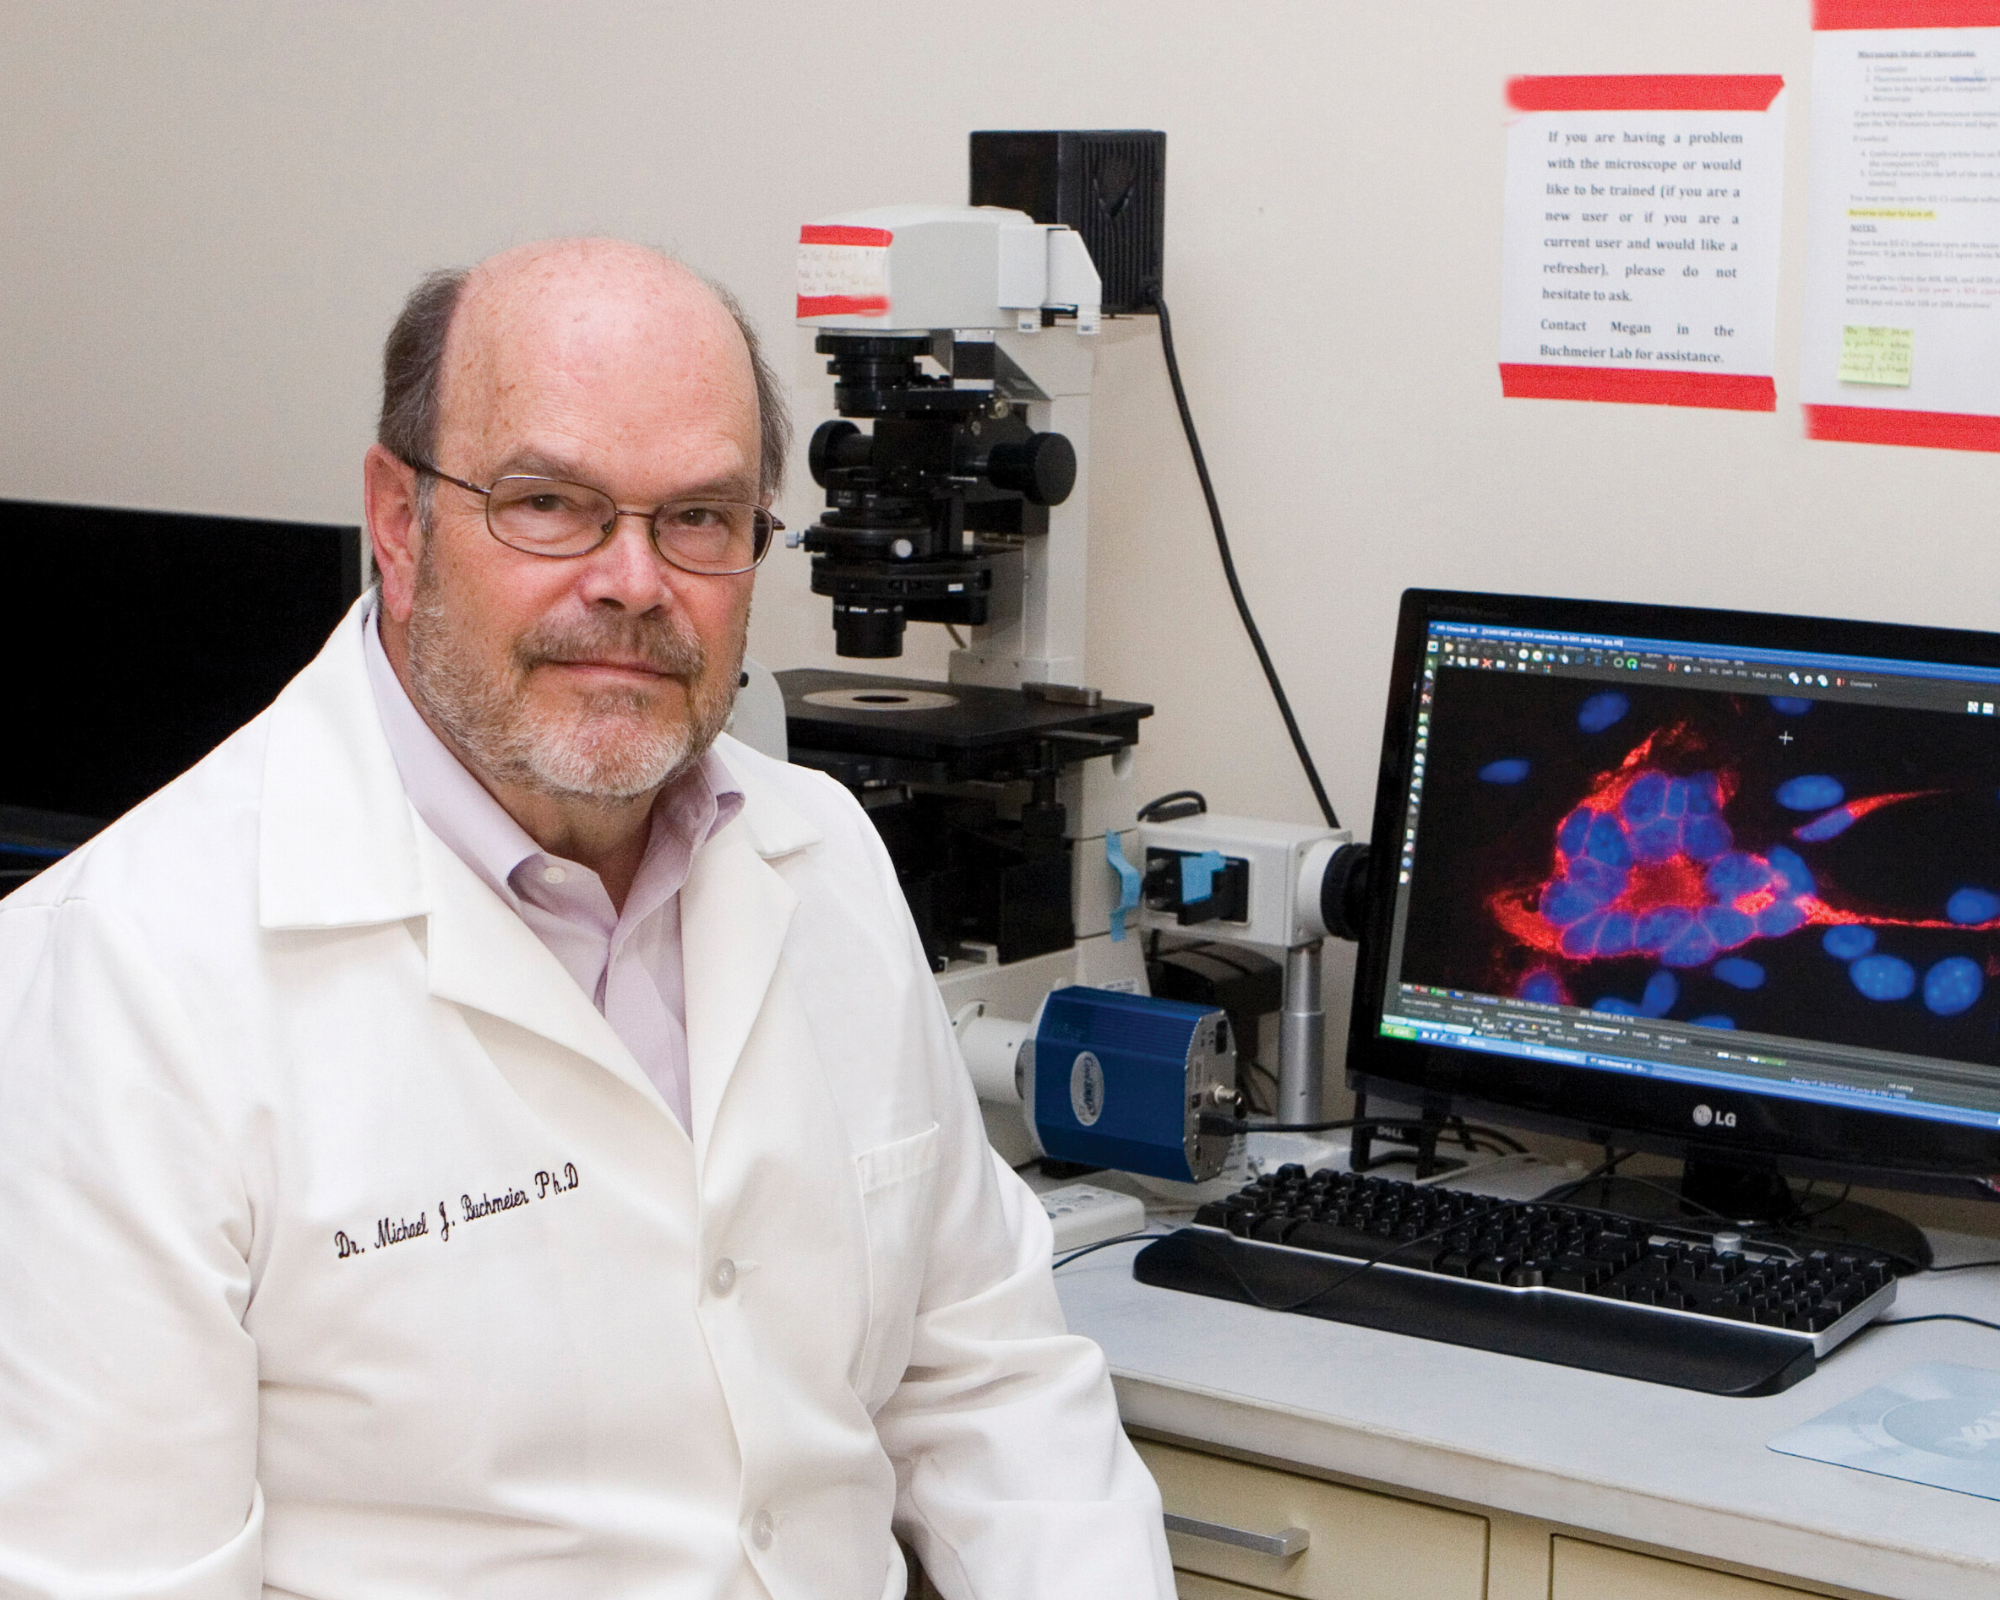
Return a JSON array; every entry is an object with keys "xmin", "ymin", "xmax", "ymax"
[
  {"xmin": 1105, "ymin": 832, "xmax": 1141, "ymax": 942},
  {"xmin": 1180, "ymin": 850, "xmax": 1227, "ymax": 904}
]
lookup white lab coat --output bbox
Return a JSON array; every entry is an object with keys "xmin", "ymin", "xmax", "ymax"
[{"xmin": 0, "ymin": 601, "xmax": 1174, "ymax": 1600}]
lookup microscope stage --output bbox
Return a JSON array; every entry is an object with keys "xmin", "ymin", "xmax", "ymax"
[{"xmin": 777, "ymin": 668, "xmax": 1150, "ymax": 776}]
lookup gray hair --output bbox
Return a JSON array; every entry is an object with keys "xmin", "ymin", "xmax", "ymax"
[{"xmin": 376, "ymin": 252, "xmax": 793, "ymax": 503}]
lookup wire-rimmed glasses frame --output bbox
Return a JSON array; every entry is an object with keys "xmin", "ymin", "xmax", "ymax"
[{"xmin": 405, "ymin": 458, "xmax": 781, "ymax": 576}]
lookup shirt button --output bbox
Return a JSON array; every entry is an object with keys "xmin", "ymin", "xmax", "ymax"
[
  {"xmin": 750, "ymin": 1508, "xmax": 774, "ymax": 1550},
  {"xmin": 541, "ymin": 865, "xmax": 566, "ymax": 885},
  {"xmin": 709, "ymin": 1257, "xmax": 737, "ymax": 1297}
]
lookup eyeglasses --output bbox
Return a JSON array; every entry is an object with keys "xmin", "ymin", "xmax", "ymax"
[{"xmin": 405, "ymin": 460, "xmax": 781, "ymax": 576}]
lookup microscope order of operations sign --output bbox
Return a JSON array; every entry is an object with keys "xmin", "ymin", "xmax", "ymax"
[{"xmin": 1500, "ymin": 76, "xmax": 1788, "ymax": 412}]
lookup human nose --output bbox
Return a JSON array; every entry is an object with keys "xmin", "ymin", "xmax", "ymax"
[{"xmin": 576, "ymin": 510, "xmax": 675, "ymax": 609}]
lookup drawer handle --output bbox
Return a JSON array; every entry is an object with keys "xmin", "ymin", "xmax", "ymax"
[{"xmin": 1163, "ymin": 1512, "xmax": 1311, "ymax": 1558}]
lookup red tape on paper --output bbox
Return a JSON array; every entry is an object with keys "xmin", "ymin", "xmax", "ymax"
[
  {"xmin": 796, "ymin": 294, "xmax": 889, "ymax": 318},
  {"xmin": 798, "ymin": 225, "xmax": 893, "ymax": 247},
  {"xmin": 1501, "ymin": 365, "xmax": 1777, "ymax": 412},
  {"xmin": 1804, "ymin": 404, "xmax": 2000, "ymax": 451},
  {"xmin": 1814, "ymin": 0, "xmax": 2000, "ymax": 28},
  {"xmin": 1506, "ymin": 76, "xmax": 1784, "ymax": 113}
]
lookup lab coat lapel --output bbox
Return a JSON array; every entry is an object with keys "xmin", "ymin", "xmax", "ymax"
[
  {"xmin": 259, "ymin": 597, "xmax": 658, "ymax": 1107},
  {"xmin": 680, "ymin": 813, "xmax": 799, "ymax": 1160},
  {"xmin": 420, "ymin": 831, "xmax": 661, "ymax": 1107}
]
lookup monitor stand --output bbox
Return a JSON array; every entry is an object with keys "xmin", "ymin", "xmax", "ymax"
[{"xmin": 1561, "ymin": 1157, "xmax": 1933, "ymax": 1275}]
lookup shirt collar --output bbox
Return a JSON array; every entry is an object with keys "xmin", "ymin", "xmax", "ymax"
[{"xmin": 360, "ymin": 596, "xmax": 743, "ymax": 907}]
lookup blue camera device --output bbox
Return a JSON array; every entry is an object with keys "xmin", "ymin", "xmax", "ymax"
[{"xmin": 1031, "ymin": 986, "xmax": 1236, "ymax": 1182}]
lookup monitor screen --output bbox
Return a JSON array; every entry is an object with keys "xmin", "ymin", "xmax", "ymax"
[
  {"xmin": 1349, "ymin": 589, "xmax": 2000, "ymax": 1193},
  {"xmin": 1, "ymin": 499, "xmax": 363, "ymax": 862}
]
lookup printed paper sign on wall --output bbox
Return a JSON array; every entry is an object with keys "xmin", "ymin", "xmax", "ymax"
[
  {"xmin": 1500, "ymin": 76, "xmax": 1788, "ymax": 412},
  {"xmin": 1804, "ymin": 1, "xmax": 2000, "ymax": 450}
]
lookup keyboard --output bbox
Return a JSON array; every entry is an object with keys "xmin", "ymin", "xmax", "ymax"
[{"xmin": 1133, "ymin": 1165, "xmax": 1898, "ymax": 1396}]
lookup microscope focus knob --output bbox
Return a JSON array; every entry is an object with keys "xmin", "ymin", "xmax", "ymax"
[
  {"xmin": 807, "ymin": 419, "xmax": 867, "ymax": 487},
  {"xmin": 985, "ymin": 432, "xmax": 1077, "ymax": 506}
]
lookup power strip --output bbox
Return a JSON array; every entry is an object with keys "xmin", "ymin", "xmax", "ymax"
[{"xmin": 1040, "ymin": 1183, "xmax": 1147, "ymax": 1252}]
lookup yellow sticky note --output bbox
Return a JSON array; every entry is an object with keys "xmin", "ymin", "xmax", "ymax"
[{"xmin": 1839, "ymin": 325, "xmax": 1914, "ymax": 387}]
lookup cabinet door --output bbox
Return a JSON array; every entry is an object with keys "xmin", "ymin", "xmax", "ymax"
[
  {"xmin": 1176, "ymin": 1576, "xmax": 1291, "ymax": 1600},
  {"xmin": 1135, "ymin": 1438, "xmax": 1489, "ymax": 1600},
  {"xmin": 1551, "ymin": 1537, "xmax": 1845, "ymax": 1600}
]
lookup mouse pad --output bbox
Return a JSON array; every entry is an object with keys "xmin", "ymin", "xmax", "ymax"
[{"xmin": 1769, "ymin": 1362, "xmax": 2000, "ymax": 1501}]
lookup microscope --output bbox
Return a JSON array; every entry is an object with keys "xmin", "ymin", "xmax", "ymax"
[{"xmin": 777, "ymin": 134, "xmax": 1369, "ymax": 1183}]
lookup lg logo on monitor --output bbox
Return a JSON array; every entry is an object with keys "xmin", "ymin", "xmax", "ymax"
[{"xmin": 1692, "ymin": 1104, "xmax": 1738, "ymax": 1130}]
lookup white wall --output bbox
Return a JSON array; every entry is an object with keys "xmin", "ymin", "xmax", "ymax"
[{"xmin": 7, "ymin": 0, "xmax": 1996, "ymax": 1031}]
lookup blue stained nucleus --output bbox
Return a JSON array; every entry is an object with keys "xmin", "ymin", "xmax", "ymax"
[
  {"xmin": 1770, "ymin": 696, "xmax": 1812, "ymax": 715},
  {"xmin": 1635, "ymin": 906, "xmax": 1692, "ymax": 953},
  {"xmin": 1690, "ymin": 1014, "xmax": 1736, "ymax": 1030},
  {"xmin": 1520, "ymin": 971, "xmax": 1565, "ymax": 1005},
  {"xmin": 1947, "ymin": 887, "xmax": 2000, "ymax": 926},
  {"xmin": 1755, "ymin": 901, "xmax": 1808, "ymax": 939},
  {"xmin": 1592, "ymin": 997, "xmax": 1642, "ymax": 1016},
  {"xmin": 1777, "ymin": 775, "xmax": 1845, "ymax": 811},
  {"xmin": 1583, "ymin": 813, "xmax": 1632, "ymax": 867},
  {"xmin": 1578, "ymin": 691, "xmax": 1630, "ymax": 734},
  {"xmin": 1707, "ymin": 852, "xmax": 1774, "ymax": 900},
  {"xmin": 1923, "ymin": 956, "xmax": 1984, "ymax": 1017},
  {"xmin": 1557, "ymin": 807, "xmax": 1591, "ymax": 857},
  {"xmin": 1823, "ymin": 926, "xmax": 1876, "ymax": 960},
  {"xmin": 1700, "ymin": 907, "xmax": 1754, "ymax": 951},
  {"xmin": 1641, "ymin": 970, "xmax": 1679, "ymax": 1017},
  {"xmin": 1850, "ymin": 954, "xmax": 1918, "ymax": 1002},
  {"xmin": 1480, "ymin": 758, "xmax": 1531, "ymax": 785},
  {"xmin": 1659, "ymin": 921, "xmax": 1723, "ymax": 969},
  {"xmin": 1793, "ymin": 808, "xmax": 1857, "ymax": 842},
  {"xmin": 1684, "ymin": 815, "xmax": 1733, "ymax": 862},
  {"xmin": 1768, "ymin": 846, "xmax": 1815, "ymax": 897},
  {"xmin": 1712, "ymin": 956, "xmax": 1767, "ymax": 991}
]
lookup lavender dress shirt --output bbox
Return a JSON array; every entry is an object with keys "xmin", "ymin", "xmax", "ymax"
[{"xmin": 362, "ymin": 605, "xmax": 742, "ymax": 1132}]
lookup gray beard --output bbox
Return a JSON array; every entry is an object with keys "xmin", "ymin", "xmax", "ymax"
[{"xmin": 404, "ymin": 545, "xmax": 740, "ymax": 805}]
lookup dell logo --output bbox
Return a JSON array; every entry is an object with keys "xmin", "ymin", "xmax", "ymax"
[{"xmin": 1692, "ymin": 1103, "xmax": 1737, "ymax": 1130}]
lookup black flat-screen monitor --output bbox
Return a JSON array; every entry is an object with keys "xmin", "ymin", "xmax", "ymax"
[
  {"xmin": 1349, "ymin": 589, "xmax": 2000, "ymax": 1252},
  {"xmin": 1, "ymin": 499, "xmax": 363, "ymax": 877}
]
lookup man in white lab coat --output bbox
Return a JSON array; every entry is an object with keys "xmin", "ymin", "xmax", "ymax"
[{"xmin": 0, "ymin": 239, "xmax": 1174, "ymax": 1598}]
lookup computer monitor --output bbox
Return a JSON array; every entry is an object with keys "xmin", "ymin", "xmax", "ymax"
[
  {"xmin": 1348, "ymin": 588, "xmax": 2000, "ymax": 1264},
  {"xmin": 0, "ymin": 499, "xmax": 363, "ymax": 881}
]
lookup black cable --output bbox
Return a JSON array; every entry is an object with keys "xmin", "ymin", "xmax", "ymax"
[
  {"xmin": 1150, "ymin": 291, "xmax": 1339, "ymax": 830},
  {"xmin": 1205, "ymin": 1115, "xmax": 1388, "ymax": 1137},
  {"xmin": 1535, "ymin": 1148, "xmax": 1631, "ymax": 1205},
  {"xmin": 1136, "ymin": 789, "xmax": 1207, "ymax": 824},
  {"xmin": 1926, "ymin": 1258, "xmax": 2000, "ymax": 1273},
  {"xmin": 1455, "ymin": 1121, "xmax": 1530, "ymax": 1155},
  {"xmin": 1868, "ymin": 1313, "xmax": 2000, "ymax": 1336},
  {"xmin": 1052, "ymin": 1230, "xmax": 1165, "ymax": 1271}
]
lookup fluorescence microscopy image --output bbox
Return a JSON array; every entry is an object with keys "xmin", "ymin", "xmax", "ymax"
[{"xmin": 1404, "ymin": 667, "xmax": 2000, "ymax": 1068}]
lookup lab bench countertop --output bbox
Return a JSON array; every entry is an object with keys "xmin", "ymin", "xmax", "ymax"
[{"xmin": 1056, "ymin": 1226, "xmax": 2000, "ymax": 1600}]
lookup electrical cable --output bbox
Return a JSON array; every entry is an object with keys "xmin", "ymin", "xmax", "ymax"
[
  {"xmin": 1149, "ymin": 291, "xmax": 1339, "ymax": 830},
  {"xmin": 1926, "ymin": 1257, "xmax": 2000, "ymax": 1273},
  {"xmin": 1052, "ymin": 1230, "xmax": 1167, "ymax": 1271},
  {"xmin": 1204, "ymin": 1115, "xmax": 1388, "ymax": 1137},
  {"xmin": 1535, "ymin": 1148, "xmax": 1632, "ymax": 1205},
  {"xmin": 1454, "ymin": 1121, "xmax": 1530, "ymax": 1155},
  {"xmin": 1867, "ymin": 1312, "xmax": 2000, "ymax": 1337},
  {"xmin": 1136, "ymin": 789, "xmax": 1207, "ymax": 823}
]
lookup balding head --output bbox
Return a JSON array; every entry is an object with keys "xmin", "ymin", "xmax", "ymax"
[
  {"xmin": 378, "ymin": 239, "xmax": 790, "ymax": 502},
  {"xmin": 363, "ymin": 239, "xmax": 787, "ymax": 860}
]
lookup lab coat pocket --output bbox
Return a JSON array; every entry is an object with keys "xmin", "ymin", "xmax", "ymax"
[{"xmin": 853, "ymin": 1121, "xmax": 940, "ymax": 1409}]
